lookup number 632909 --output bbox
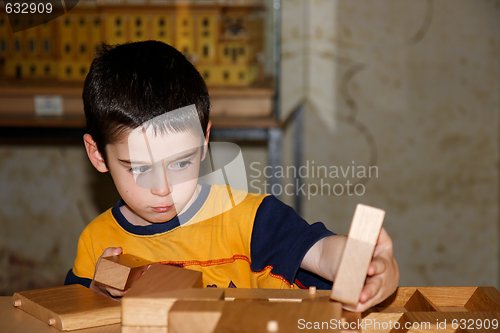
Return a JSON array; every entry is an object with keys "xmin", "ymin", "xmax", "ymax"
[{"xmin": 5, "ymin": 2, "xmax": 53, "ymax": 14}]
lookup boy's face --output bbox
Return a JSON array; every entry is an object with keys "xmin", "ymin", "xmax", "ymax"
[{"xmin": 105, "ymin": 127, "xmax": 206, "ymax": 225}]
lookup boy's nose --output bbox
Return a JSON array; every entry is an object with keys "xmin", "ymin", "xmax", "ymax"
[
  {"xmin": 150, "ymin": 163, "xmax": 172, "ymax": 196},
  {"xmin": 150, "ymin": 183, "xmax": 171, "ymax": 196}
]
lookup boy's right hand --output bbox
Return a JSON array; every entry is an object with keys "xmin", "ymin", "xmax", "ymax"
[{"xmin": 90, "ymin": 247, "xmax": 126, "ymax": 298}]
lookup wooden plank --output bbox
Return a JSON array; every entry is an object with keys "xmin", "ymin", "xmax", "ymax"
[
  {"xmin": 223, "ymin": 288, "xmax": 331, "ymax": 302},
  {"xmin": 168, "ymin": 300, "xmax": 225, "ymax": 333},
  {"xmin": 123, "ymin": 288, "xmax": 224, "ymax": 327},
  {"xmin": 93, "ymin": 254, "xmax": 151, "ymax": 291},
  {"xmin": 11, "ymin": 284, "xmax": 120, "ymax": 331},
  {"xmin": 214, "ymin": 301, "xmax": 343, "ymax": 333},
  {"xmin": 362, "ymin": 312, "xmax": 405, "ymax": 333},
  {"xmin": 0, "ymin": 85, "xmax": 273, "ymax": 120},
  {"xmin": 0, "ymin": 115, "xmax": 85, "ymax": 128},
  {"xmin": 0, "ymin": 296, "xmax": 121, "ymax": 333},
  {"xmin": 121, "ymin": 327, "xmax": 167, "ymax": 333},
  {"xmin": 398, "ymin": 311, "xmax": 500, "ymax": 333},
  {"xmin": 330, "ymin": 204, "xmax": 385, "ymax": 305}
]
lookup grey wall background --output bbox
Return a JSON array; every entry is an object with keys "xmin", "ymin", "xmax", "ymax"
[{"xmin": 0, "ymin": 0, "xmax": 498, "ymax": 294}]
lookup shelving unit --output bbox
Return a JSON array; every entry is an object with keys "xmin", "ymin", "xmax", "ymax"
[{"xmin": 0, "ymin": 0, "xmax": 305, "ymax": 213}]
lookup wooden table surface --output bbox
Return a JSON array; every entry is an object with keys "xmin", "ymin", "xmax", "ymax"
[{"xmin": 0, "ymin": 296, "xmax": 120, "ymax": 333}]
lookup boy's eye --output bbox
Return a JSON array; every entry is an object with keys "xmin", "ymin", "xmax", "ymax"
[
  {"xmin": 168, "ymin": 160, "xmax": 192, "ymax": 171},
  {"xmin": 130, "ymin": 165, "xmax": 152, "ymax": 175}
]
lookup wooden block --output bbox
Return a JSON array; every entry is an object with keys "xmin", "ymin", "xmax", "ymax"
[
  {"xmin": 417, "ymin": 286, "xmax": 500, "ymax": 311},
  {"xmin": 122, "ymin": 264, "xmax": 219, "ymax": 327},
  {"xmin": 404, "ymin": 290, "xmax": 439, "ymax": 312},
  {"xmin": 125, "ymin": 264, "xmax": 203, "ymax": 297},
  {"xmin": 168, "ymin": 300, "xmax": 225, "ymax": 333},
  {"xmin": 330, "ymin": 204, "xmax": 385, "ymax": 305},
  {"xmin": 122, "ymin": 288, "xmax": 224, "ymax": 326},
  {"xmin": 121, "ymin": 327, "xmax": 167, "ymax": 333},
  {"xmin": 370, "ymin": 287, "xmax": 419, "ymax": 313},
  {"xmin": 223, "ymin": 288, "xmax": 331, "ymax": 302},
  {"xmin": 214, "ymin": 301, "xmax": 342, "ymax": 333},
  {"xmin": 93, "ymin": 254, "xmax": 151, "ymax": 291},
  {"xmin": 1, "ymin": 296, "xmax": 121, "ymax": 333},
  {"xmin": 12, "ymin": 284, "xmax": 120, "ymax": 331},
  {"xmin": 123, "ymin": 288, "xmax": 223, "ymax": 327},
  {"xmin": 417, "ymin": 286, "xmax": 478, "ymax": 309},
  {"xmin": 464, "ymin": 286, "xmax": 500, "ymax": 312},
  {"xmin": 398, "ymin": 311, "xmax": 500, "ymax": 333},
  {"xmin": 362, "ymin": 312, "xmax": 405, "ymax": 333}
]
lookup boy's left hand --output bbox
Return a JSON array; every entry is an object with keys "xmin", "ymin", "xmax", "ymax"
[{"xmin": 343, "ymin": 228, "xmax": 400, "ymax": 312}]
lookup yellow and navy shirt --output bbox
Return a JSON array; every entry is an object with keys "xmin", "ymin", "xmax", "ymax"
[{"xmin": 65, "ymin": 184, "xmax": 334, "ymax": 289}]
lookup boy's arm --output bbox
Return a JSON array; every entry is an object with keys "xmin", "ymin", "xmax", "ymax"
[
  {"xmin": 301, "ymin": 228, "xmax": 399, "ymax": 312},
  {"xmin": 300, "ymin": 234, "xmax": 346, "ymax": 281}
]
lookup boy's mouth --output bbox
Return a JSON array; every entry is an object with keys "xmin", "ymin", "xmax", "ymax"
[{"xmin": 151, "ymin": 205, "xmax": 174, "ymax": 213}]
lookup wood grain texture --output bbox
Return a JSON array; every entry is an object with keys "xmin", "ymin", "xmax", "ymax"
[
  {"xmin": 330, "ymin": 204, "xmax": 385, "ymax": 305},
  {"xmin": 5, "ymin": 286, "xmax": 500, "ymax": 332},
  {"xmin": 125, "ymin": 264, "xmax": 203, "ymax": 298},
  {"xmin": 398, "ymin": 311, "xmax": 500, "ymax": 333},
  {"xmin": 93, "ymin": 254, "xmax": 151, "ymax": 291},
  {"xmin": 370, "ymin": 287, "xmax": 419, "ymax": 313},
  {"xmin": 223, "ymin": 288, "xmax": 331, "ymax": 302},
  {"xmin": 168, "ymin": 300, "xmax": 225, "ymax": 333},
  {"xmin": 403, "ymin": 290, "xmax": 439, "ymax": 312},
  {"xmin": 0, "ymin": 297, "xmax": 121, "ymax": 333},
  {"xmin": 121, "ymin": 327, "xmax": 167, "ymax": 333},
  {"xmin": 122, "ymin": 264, "xmax": 217, "ymax": 327},
  {"xmin": 11, "ymin": 284, "xmax": 120, "ymax": 331},
  {"xmin": 123, "ymin": 288, "xmax": 224, "ymax": 327},
  {"xmin": 0, "ymin": 85, "xmax": 273, "ymax": 124},
  {"xmin": 213, "ymin": 301, "xmax": 342, "ymax": 333},
  {"xmin": 464, "ymin": 287, "xmax": 500, "ymax": 312},
  {"xmin": 417, "ymin": 286, "xmax": 478, "ymax": 308}
]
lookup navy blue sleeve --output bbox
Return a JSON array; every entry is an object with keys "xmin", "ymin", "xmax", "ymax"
[
  {"xmin": 64, "ymin": 269, "xmax": 92, "ymax": 288},
  {"xmin": 250, "ymin": 195, "xmax": 334, "ymax": 289}
]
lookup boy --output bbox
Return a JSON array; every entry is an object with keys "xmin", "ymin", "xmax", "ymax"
[{"xmin": 65, "ymin": 41, "xmax": 399, "ymax": 312}]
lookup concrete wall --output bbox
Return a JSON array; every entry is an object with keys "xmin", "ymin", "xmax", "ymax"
[
  {"xmin": 0, "ymin": 0, "xmax": 498, "ymax": 295},
  {"xmin": 296, "ymin": 0, "xmax": 499, "ymax": 286}
]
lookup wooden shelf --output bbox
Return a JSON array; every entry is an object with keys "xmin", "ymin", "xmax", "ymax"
[
  {"xmin": 0, "ymin": 114, "xmax": 279, "ymax": 129},
  {"xmin": 0, "ymin": 83, "xmax": 274, "ymax": 129}
]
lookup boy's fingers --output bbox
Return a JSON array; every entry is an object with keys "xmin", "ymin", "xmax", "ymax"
[
  {"xmin": 101, "ymin": 247, "xmax": 123, "ymax": 257},
  {"xmin": 359, "ymin": 276, "xmax": 382, "ymax": 304},
  {"xmin": 368, "ymin": 257, "xmax": 386, "ymax": 276},
  {"xmin": 106, "ymin": 287, "xmax": 126, "ymax": 297},
  {"xmin": 374, "ymin": 228, "xmax": 393, "ymax": 255}
]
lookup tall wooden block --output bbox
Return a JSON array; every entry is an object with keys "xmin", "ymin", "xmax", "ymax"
[
  {"xmin": 330, "ymin": 204, "xmax": 385, "ymax": 305},
  {"xmin": 12, "ymin": 284, "xmax": 120, "ymax": 331},
  {"xmin": 93, "ymin": 254, "xmax": 151, "ymax": 291}
]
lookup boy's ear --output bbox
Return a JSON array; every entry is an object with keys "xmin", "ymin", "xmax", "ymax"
[
  {"xmin": 201, "ymin": 121, "xmax": 212, "ymax": 161},
  {"xmin": 83, "ymin": 134, "xmax": 109, "ymax": 173}
]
